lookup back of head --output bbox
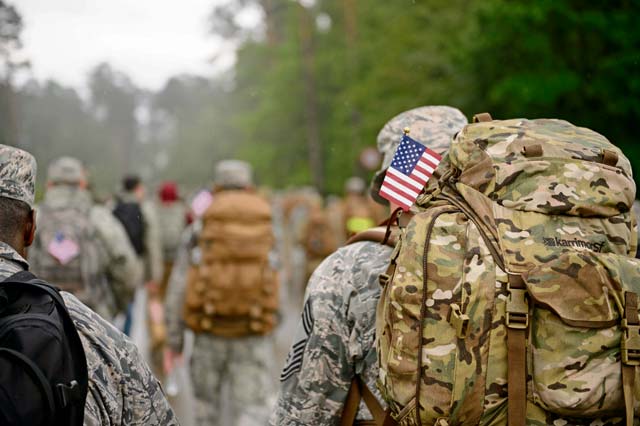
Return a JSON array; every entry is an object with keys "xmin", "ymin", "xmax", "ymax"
[
  {"xmin": 47, "ymin": 157, "xmax": 85, "ymax": 186},
  {"xmin": 371, "ymin": 105, "xmax": 468, "ymax": 205},
  {"xmin": 214, "ymin": 160, "xmax": 253, "ymax": 190},
  {"xmin": 122, "ymin": 174, "xmax": 141, "ymax": 192},
  {"xmin": 159, "ymin": 181, "xmax": 178, "ymax": 202}
]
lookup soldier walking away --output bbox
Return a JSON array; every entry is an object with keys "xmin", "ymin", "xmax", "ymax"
[
  {"xmin": 0, "ymin": 145, "xmax": 178, "ymax": 425},
  {"xmin": 29, "ymin": 156, "xmax": 142, "ymax": 321},
  {"xmin": 149, "ymin": 181, "xmax": 189, "ymax": 378},
  {"xmin": 113, "ymin": 174, "xmax": 164, "ymax": 334},
  {"xmin": 165, "ymin": 159, "xmax": 278, "ymax": 426},
  {"xmin": 270, "ymin": 106, "xmax": 467, "ymax": 425}
]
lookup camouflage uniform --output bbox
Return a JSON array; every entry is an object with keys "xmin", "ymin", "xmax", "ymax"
[
  {"xmin": 271, "ymin": 106, "xmax": 468, "ymax": 424},
  {"xmin": 270, "ymin": 241, "xmax": 392, "ymax": 424},
  {"xmin": 165, "ymin": 160, "xmax": 275, "ymax": 426},
  {"xmin": 30, "ymin": 157, "xmax": 142, "ymax": 319},
  {"xmin": 0, "ymin": 145, "xmax": 178, "ymax": 426}
]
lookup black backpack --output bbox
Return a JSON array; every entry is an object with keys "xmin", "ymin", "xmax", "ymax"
[
  {"xmin": 0, "ymin": 271, "xmax": 88, "ymax": 426},
  {"xmin": 113, "ymin": 200, "xmax": 145, "ymax": 255}
]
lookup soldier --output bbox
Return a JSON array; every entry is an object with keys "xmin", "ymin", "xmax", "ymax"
[
  {"xmin": 113, "ymin": 174, "xmax": 164, "ymax": 333},
  {"xmin": 270, "ymin": 106, "xmax": 468, "ymax": 425},
  {"xmin": 156, "ymin": 181, "xmax": 188, "ymax": 296},
  {"xmin": 341, "ymin": 176, "xmax": 377, "ymax": 239},
  {"xmin": 30, "ymin": 156, "xmax": 142, "ymax": 321},
  {"xmin": 149, "ymin": 181, "xmax": 189, "ymax": 377},
  {"xmin": 165, "ymin": 160, "xmax": 278, "ymax": 426},
  {"xmin": 0, "ymin": 145, "xmax": 178, "ymax": 425}
]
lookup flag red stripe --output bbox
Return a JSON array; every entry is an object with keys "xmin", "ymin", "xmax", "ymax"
[
  {"xmin": 383, "ymin": 172, "xmax": 421, "ymax": 197},
  {"xmin": 379, "ymin": 186, "xmax": 412, "ymax": 210},
  {"xmin": 381, "ymin": 180, "xmax": 420, "ymax": 203}
]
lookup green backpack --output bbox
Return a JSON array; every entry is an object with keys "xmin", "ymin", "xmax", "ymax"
[{"xmin": 377, "ymin": 116, "xmax": 640, "ymax": 425}]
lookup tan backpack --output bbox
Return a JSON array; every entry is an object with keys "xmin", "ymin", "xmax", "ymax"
[
  {"xmin": 377, "ymin": 116, "xmax": 640, "ymax": 425},
  {"xmin": 183, "ymin": 190, "xmax": 278, "ymax": 337}
]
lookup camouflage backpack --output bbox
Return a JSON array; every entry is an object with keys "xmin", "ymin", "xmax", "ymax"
[
  {"xmin": 377, "ymin": 116, "xmax": 640, "ymax": 425},
  {"xmin": 31, "ymin": 203, "xmax": 106, "ymax": 312}
]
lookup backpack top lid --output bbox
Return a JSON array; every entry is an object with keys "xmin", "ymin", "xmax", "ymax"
[
  {"xmin": 0, "ymin": 271, "xmax": 88, "ymax": 426},
  {"xmin": 448, "ymin": 118, "xmax": 635, "ymax": 217}
]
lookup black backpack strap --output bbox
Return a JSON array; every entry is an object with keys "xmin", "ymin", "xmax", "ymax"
[
  {"xmin": 0, "ymin": 348, "xmax": 56, "ymax": 416},
  {"xmin": 2, "ymin": 271, "xmax": 66, "ymax": 306}
]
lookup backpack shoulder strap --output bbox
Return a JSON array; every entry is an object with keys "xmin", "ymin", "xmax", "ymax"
[{"xmin": 340, "ymin": 376, "xmax": 386, "ymax": 426}]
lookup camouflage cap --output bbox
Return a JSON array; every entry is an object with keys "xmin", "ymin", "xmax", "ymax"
[
  {"xmin": 377, "ymin": 105, "xmax": 468, "ymax": 172},
  {"xmin": 0, "ymin": 145, "xmax": 37, "ymax": 207},
  {"xmin": 371, "ymin": 106, "xmax": 468, "ymax": 204},
  {"xmin": 47, "ymin": 156, "xmax": 86, "ymax": 185},
  {"xmin": 214, "ymin": 160, "xmax": 253, "ymax": 188}
]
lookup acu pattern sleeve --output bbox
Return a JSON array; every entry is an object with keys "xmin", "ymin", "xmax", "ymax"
[
  {"xmin": 270, "ymin": 241, "xmax": 391, "ymax": 425},
  {"xmin": 62, "ymin": 293, "xmax": 179, "ymax": 426},
  {"xmin": 164, "ymin": 225, "xmax": 199, "ymax": 352}
]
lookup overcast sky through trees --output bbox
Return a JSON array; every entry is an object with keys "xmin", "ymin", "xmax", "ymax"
[{"xmin": 17, "ymin": 0, "xmax": 236, "ymax": 90}]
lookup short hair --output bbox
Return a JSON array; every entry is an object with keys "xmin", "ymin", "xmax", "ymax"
[
  {"xmin": 0, "ymin": 196, "xmax": 31, "ymax": 240},
  {"xmin": 122, "ymin": 175, "xmax": 141, "ymax": 192}
]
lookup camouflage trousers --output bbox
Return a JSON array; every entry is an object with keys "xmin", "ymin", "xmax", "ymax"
[{"xmin": 191, "ymin": 333, "xmax": 275, "ymax": 426}]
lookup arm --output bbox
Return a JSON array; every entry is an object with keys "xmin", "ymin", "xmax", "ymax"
[
  {"xmin": 164, "ymin": 225, "xmax": 197, "ymax": 353},
  {"xmin": 90, "ymin": 205, "xmax": 143, "ymax": 310},
  {"xmin": 270, "ymin": 248, "xmax": 360, "ymax": 425}
]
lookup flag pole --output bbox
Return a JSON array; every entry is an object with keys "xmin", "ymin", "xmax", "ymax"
[{"xmin": 403, "ymin": 127, "xmax": 410, "ymax": 135}]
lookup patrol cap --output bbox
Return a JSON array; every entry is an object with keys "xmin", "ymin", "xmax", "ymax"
[
  {"xmin": 371, "ymin": 106, "xmax": 468, "ymax": 204},
  {"xmin": 214, "ymin": 160, "xmax": 253, "ymax": 189},
  {"xmin": 0, "ymin": 144, "xmax": 37, "ymax": 208},
  {"xmin": 47, "ymin": 156, "xmax": 85, "ymax": 185}
]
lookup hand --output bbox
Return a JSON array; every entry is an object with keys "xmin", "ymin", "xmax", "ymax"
[
  {"xmin": 163, "ymin": 348, "xmax": 183, "ymax": 375},
  {"xmin": 145, "ymin": 280, "xmax": 160, "ymax": 296}
]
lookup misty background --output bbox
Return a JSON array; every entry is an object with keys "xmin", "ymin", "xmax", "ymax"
[{"xmin": 1, "ymin": 0, "xmax": 639, "ymax": 198}]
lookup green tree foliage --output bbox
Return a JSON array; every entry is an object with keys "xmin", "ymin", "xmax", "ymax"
[
  {"xmin": 4, "ymin": 0, "xmax": 640, "ymax": 196},
  {"xmin": 464, "ymin": 0, "xmax": 640, "ymax": 172}
]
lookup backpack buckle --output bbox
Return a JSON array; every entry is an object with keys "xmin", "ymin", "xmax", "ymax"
[
  {"xmin": 379, "ymin": 273, "xmax": 390, "ymax": 287},
  {"xmin": 622, "ymin": 320, "xmax": 640, "ymax": 365},
  {"xmin": 56, "ymin": 380, "xmax": 81, "ymax": 408},
  {"xmin": 506, "ymin": 286, "xmax": 528, "ymax": 329},
  {"xmin": 447, "ymin": 303, "xmax": 469, "ymax": 339}
]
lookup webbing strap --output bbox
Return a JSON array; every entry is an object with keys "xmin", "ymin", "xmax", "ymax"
[
  {"xmin": 341, "ymin": 378, "xmax": 361, "ymax": 426},
  {"xmin": 623, "ymin": 292, "xmax": 638, "ymax": 426},
  {"xmin": 507, "ymin": 274, "xmax": 527, "ymax": 426},
  {"xmin": 382, "ymin": 410, "xmax": 397, "ymax": 426},
  {"xmin": 340, "ymin": 376, "xmax": 386, "ymax": 426},
  {"xmin": 472, "ymin": 112, "xmax": 492, "ymax": 123},
  {"xmin": 623, "ymin": 364, "xmax": 635, "ymax": 426}
]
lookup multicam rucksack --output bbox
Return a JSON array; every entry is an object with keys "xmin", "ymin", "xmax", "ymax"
[
  {"xmin": 377, "ymin": 116, "xmax": 640, "ymax": 425},
  {"xmin": 31, "ymin": 203, "xmax": 105, "ymax": 311},
  {"xmin": 183, "ymin": 190, "xmax": 278, "ymax": 337}
]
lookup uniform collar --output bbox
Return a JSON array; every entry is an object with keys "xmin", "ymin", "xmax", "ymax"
[{"xmin": 0, "ymin": 242, "xmax": 29, "ymax": 279}]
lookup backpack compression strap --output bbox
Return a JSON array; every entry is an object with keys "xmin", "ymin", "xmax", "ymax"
[
  {"xmin": 506, "ymin": 273, "xmax": 527, "ymax": 426},
  {"xmin": 623, "ymin": 291, "xmax": 639, "ymax": 426}
]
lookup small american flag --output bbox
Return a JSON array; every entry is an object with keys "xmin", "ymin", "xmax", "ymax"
[
  {"xmin": 47, "ymin": 232, "xmax": 80, "ymax": 265},
  {"xmin": 191, "ymin": 190, "xmax": 213, "ymax": 217},
  {"xmin": 379, "ymin": 134, "xmax": 442, "ymax": 211}
]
